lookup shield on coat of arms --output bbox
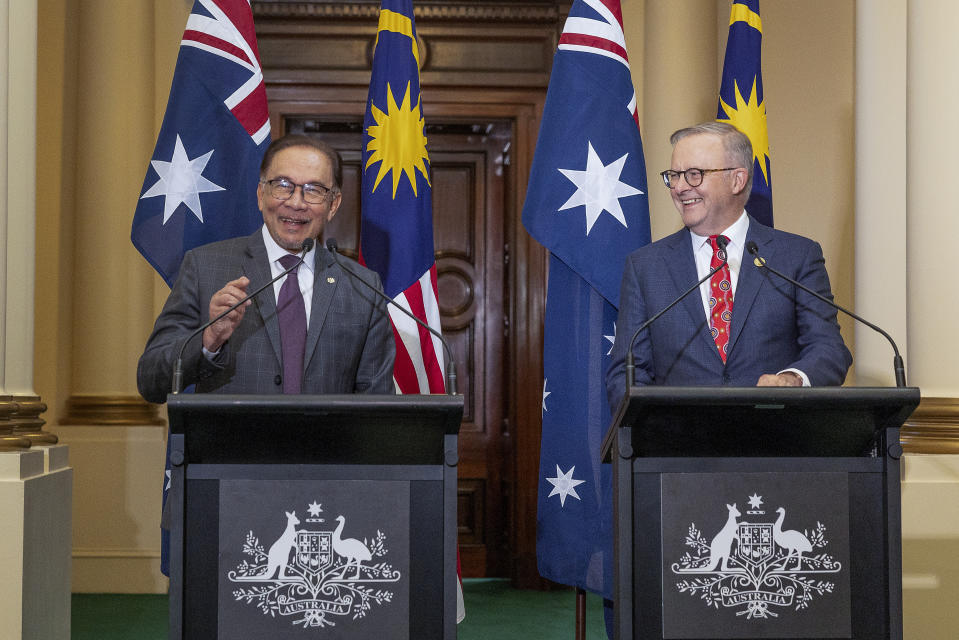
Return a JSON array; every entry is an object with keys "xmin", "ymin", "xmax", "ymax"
[
  {"xmin": 737, "ymin": 522, "xmax": 774, "ymax": 565},
  {"xmin": 295, "ymin": 531, "xmax": 333, "ymax": 572}
]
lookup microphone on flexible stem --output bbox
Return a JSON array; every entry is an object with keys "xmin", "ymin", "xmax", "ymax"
[
  {"xmin": 746, "ymin": 240, "xmax": 906, "ymax": 387},
  {"xmin": 326, "ymin": 238, "xmax": 457, "ymax": 396},
  {"xmin": 624, "ymin": 236, "xmax": 729, "ymax": 388},
  {"xmin": 170, "ymin": 238, "xmax": 315, "ymax": 395}
]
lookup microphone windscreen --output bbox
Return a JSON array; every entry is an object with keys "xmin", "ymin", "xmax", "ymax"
[
  {"xmin": 301, "ymin": 237, "xmax": 315, "ymax": 252},
  {"xmin": 325, "ymin": 237, "xmax": 338, "ymax": 253}
]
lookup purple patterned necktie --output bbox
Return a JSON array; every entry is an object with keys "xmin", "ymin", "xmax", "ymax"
[{"xmin": 277, "ymin": 254, "xmax": 307, "ymax": 393}]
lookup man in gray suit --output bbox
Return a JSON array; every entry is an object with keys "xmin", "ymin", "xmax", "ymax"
[
  {"xmin": 606, "ymin": 122, "xmax": 851, "ymax": 406},
  {"xmin": 137, "ymin": 134, "xmax": 395, "ymax": 403}
]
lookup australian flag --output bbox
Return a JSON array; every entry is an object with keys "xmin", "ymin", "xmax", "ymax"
[
  {"xmin": 132, "ymin": 0, "xmax": 270, "ymax": 577},
  {"xmin": 522, "ymin": 0, "xmax": 651, "ymax": 599},
  {"xmin": 717, "ymin": 0, "xmax": 773, "ymax": 226},
  {"xmin": 131, "ymin": 0, "xmax": 270, "ymax": 287}
]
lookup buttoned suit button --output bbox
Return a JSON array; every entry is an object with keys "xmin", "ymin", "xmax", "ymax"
[{"xmin": 274, "ymin": 374, "xmax": 282, "ymax": 386}]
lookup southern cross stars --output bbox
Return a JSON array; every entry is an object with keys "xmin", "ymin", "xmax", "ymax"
[
  {"xmin": 546, "ymin": 465, "xmax": 585, "ymax": 507},
  {"xmin": 558, "ymin": 141, "xmax": 643, "ymax": 235},
  {"xmin": 140, "ymin": 134, "xmax": 225, "ymax": 224}
]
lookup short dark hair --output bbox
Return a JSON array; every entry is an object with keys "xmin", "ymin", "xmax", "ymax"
[
  {"xmin": 670, "ymin": 121, "xmax": 754, "ymax": 196},
  {"xmin": 259, "ymin": 134, "xmax": 343, "ymax": 190}
]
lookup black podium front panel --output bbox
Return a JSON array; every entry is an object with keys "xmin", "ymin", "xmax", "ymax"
[
  {"xmin": 660, "ymin": 471, "xmax": 852, "ymax": 638},
  {"xmin": 218, "ymin": 479, "xmax": 410, "ymax": 636},
  {"xmin": 180, "ymin": 464, "xmax": 442, "ymax": 640},
  {"xmin": 627, "ymin": 458, "xmax": 889, "ymax": 640}
]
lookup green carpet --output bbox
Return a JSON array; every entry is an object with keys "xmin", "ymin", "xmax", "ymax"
[{"xmin": 71, "ymin": 579, "xmax": 608, "ymax": 639}]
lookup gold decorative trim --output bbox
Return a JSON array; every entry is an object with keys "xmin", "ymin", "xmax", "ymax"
[
  {"xmin": 64, "ymin": 395, "xmax": 166, "ymax": 426},
  {"xmin": 0, "ymin": 396, "xmax": 32, "ymax": 449},
  {"xmin": 901, "ymin": 397, "xmax": 959, "ymax": 454},
  {"xmin": 0, "ymin": 436, "xmax": 32, "ymax": 450},
  {"xmin": 254, "ymin": 1, "xmax": 561, "ymax": 23},
  {"xmin": 9, "ymin": 395, "xmax": 56, "ymax": 444}
]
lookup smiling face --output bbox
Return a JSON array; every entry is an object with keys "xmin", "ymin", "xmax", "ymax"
[
  {"xmin": 257, "ymin": 145, "xmax": 342, "ymax": 253},
  {"xmin": 668, "ymin": 133, "xmax": 748, "ymax": 236}
]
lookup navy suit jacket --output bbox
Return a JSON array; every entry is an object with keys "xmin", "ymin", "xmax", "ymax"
[
  {"xmin": 606, "ymin": 217, "xmax": 851, "ymax": 407},
  {"xmin": 137, "ymin": 230, "xmax": 395, "ymax": 403}
]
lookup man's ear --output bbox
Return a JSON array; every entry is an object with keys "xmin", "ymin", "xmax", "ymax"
[
  {"xmin": 731, "ymin": 168, "xmax": 749, "ymax": 195},
  {"xmin": 256, "ymin": 180, "xmax": 266, "ymax": 212},
  {"xmin": 327, "ymin": 191, "xmax": 343, "ymax": 221}
]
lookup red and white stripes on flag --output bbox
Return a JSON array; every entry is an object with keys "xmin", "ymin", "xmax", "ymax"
[{"xmin": 389, "ymin": 266, "xmax": 446, "ymax": 394}]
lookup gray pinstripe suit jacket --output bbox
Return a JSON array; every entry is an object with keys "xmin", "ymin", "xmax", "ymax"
[{"xmin": 137, "ymin": 229, "xmax": 395, "ymax": 403}]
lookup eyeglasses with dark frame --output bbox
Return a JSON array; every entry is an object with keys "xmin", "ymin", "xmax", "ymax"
[
  {"xmin": 659, "ymin": 168, "xmax": 738, "ymax": 189},
  {"xmin": 260, "ymin": 178, "xmax": 336, "ymax": 204}
]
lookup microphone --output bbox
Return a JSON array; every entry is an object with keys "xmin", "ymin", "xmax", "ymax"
[
  {"xmin": 170, "ymin": 238, "xmax": 315, "ymax": 394},
  {"xmin": 746, "ymin": 240, "xmax": 906, "ymax": 387},
  {"xmin": 326, "ymin": 238, "xmax": 457, "ymax": 396},
  {"xmin": 624, "ymin": 236, "xmax": 729, "ymax": 388}
]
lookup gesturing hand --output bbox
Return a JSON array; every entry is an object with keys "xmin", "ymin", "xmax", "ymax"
[{"xmin": 202, "ymin": 276, "xmax": 251, "ymax": 352}]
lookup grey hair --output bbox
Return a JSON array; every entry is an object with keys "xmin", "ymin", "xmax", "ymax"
[{"xmin": 669, "ymin": 121, "xmax": 754, "ymax": 196}]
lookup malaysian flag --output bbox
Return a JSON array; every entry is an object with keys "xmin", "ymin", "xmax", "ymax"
[
  {"xmin": 360, "ymin": 0, "xmax": 464, "ymax": 621},
  {"xmin": 132, "ymin": 0, "xmax": 270, "ymax": 287},
  {"xmin": 360, "ymin": 0, "xmax": 445, "ymax": 395},
  {"xmin": 132, "ymin": 0, "xmax": 270, "ymax": 577},
  {"xmin": 522, "ymin": 0, "xmax": 651, "ymax": 599},
  {"xmin": 717, "ymin": 0, "xmax": 773, "ymax": 226}
]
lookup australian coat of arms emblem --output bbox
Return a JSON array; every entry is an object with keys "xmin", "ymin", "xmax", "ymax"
[
  {"xmin": 671, "ymin": 493, "xmax": 842, "ymax": 620},
  {"xmin": 228, "ymin": 500, "xmax": 401, "ymax": 629}
]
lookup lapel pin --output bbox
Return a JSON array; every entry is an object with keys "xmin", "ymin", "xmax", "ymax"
[{"xmin": 327, "ymin": 277, "xmax": 336, "ymax": 284}]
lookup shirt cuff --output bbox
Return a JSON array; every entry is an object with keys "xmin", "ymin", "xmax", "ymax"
[{"xmin": 778, "ymin": 368, "xmax": 810, "ymax": 387}]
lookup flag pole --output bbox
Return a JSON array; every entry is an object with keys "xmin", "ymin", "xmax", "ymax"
[{"xmin": 575, "ymin": 587, "xmax": 586, "ymax": 639}]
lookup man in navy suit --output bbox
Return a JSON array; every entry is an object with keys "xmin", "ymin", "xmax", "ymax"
[
  {"xmin": 606, "ymin": 122, "xmax": 851, "ymax": 407},
  {"xmin": 137, "ymin": 135, "xmax": 395, "ymax": 403}
]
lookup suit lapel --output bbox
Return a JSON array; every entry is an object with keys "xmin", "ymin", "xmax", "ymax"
[
  {"xmin": 727, "ymin": 218, "xmax": 773, "ymax": 356},
  {"xmin": 303, "ymin": 247, "xmax": 337, "ymax": 372},
  {"xmin": 244, "ymin": 231, "xmax": 283, "ymax": 365}
]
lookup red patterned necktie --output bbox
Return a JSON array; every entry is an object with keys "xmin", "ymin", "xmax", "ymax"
[{"xmin": 708, "ymin": 235, "xmax": 733, "ymax": 363}]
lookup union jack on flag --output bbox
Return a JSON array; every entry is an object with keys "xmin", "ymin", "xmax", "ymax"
[
  {"xmin": 132, "ymin": 0, "xmax": 270, "ymax": 578},
  {"xmin": 360, "ymin": 0, "xmax": 446, "ymax": 396},
  {"xmin": 522, "ymin": 0, "xmax": 651, "ymax": 600},
  {"xmin": 132, "ymin": 0, "xmax": 270, "ymax": 288}
]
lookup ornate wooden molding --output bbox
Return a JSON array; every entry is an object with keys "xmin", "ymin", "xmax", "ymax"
[
  {"xmin": 64, "ymin": 395, "xmax": 166, "ymax": 426},
  {"xmin": 901, "ymin": 396, "xmax": 959, "ymax": 454},
  {"xmin": 254, "ymin": 0, "xmax": 561, "ymax": 23}
]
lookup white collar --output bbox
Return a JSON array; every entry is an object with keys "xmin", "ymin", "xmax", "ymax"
[{"xmin": 261, "ymin": 225, "xmax": 315, "ymax": 273}]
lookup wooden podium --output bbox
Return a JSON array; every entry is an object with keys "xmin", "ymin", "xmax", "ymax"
[
  {"xmin": 166, "ymin": 394, "xmax": 462, "ymax": 639},
  {"xmin": 602, "ymin": 386, "xmax": 919, "ymax": 640}
]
